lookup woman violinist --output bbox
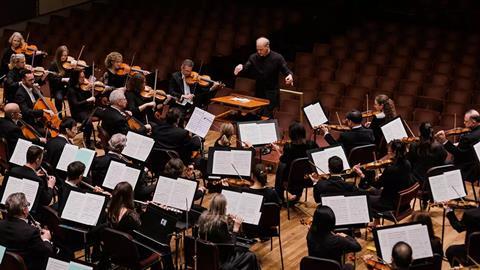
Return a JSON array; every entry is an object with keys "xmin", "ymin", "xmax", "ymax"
[
  {"xmin": 66, "ymin": 69, "xmax": 96, "ymax": 148},
  {"xmin": 125, "ymin": 72, "xmax": 164, "ymax": 125},
  {"xmin": 47, "ymin": 45, "xmax": 71, "ymax": 113},
  {"xmin": 102, "ymin": 51, "xmax": 127, "ymax": 89},
  {"xmin": 1, "ymin": 32, "xmax": 26, "ymax": 77},
  {"xmin": 4, "ymin": 54, "xmax": 27, "ymax": 103},
  {"xmin": 365, "ymin": 94, "xmax": 397, "ymax": 156}
]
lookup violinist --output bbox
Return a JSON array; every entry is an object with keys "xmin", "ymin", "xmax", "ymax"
[
  {"xmin": 10, "ymin": 145, "xmax": 56, "ymax": 210},
  {"xmin": 102, "ymin": 51, "xmax": 126, "ymax": 88},
  {"xmin": 391, "ymin": 242, "xmax": 413, "ymax": 270},
  {"xmin": 312, "ymin": 156, "xmax": 360, "ymax": 203},
  {"xmin": 407, "ymin": 122, "xmax": 447, "ymax": 208},
  {"xmin": 435, "ymin": 109, "xmax": 480, "ymax": 184},
  {"xmin": 410, "ymin": 211, "xmax": 443, "ymax": 257},
  {"xmin": 14, "ymin": 70, "xmax": 54, "ymax": 132},
  {"xmin": 163, "ymin": 158, "xmax": 206, "ymax": 203},
  {"xmin": 0, "ymin": 103, "xmax": 29, "ymax": 156},
  {"xmin": 241, "ymin": 163, "xmax": 282, "ymax": 205},
  {"xmin": 168, "ymin": 59, "xmax": 221, "ymax": 112},
  {"xmin": 100, "ymin": 89, "xmax": 148, "ymax": 136},
  {"xmin": 44, "ymin": 117, "xmax": 77, "ymax": 171},
  {"xmin": 366, "ymin": 94, "xmax": 397, "ymax": 156},
  {"xmin": 318, "ymin": 110, "xmax": 375, "ymax": 155},
  {"xmin": 306, "ymin": 205, "xmax": 361, "ymax": 270},
  {"xmin": 214, "ymin": 122, "xmax": 236, "ymax": 148},
  {"xmin": 67, "ymin": 69, "xmax": 96, "ymax": 148},
  {"xmin": 4, "ymin": 53, "xmax": 26, "ymax": 102},
  {"xmin": 48, "ymin": 45, "xmax": 71, "ymax": 113},
  {"xmin": 1, "ymin": 32, "xmax": 26, "ymax": 77},
  {"xmin": 271, "ymin": 121, "xmax": 318, "ymax": 203},
  {"xmin": 125, "ymin": 72, "xmax": 160, "ymax": 124}
]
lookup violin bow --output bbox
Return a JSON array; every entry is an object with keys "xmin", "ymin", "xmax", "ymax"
[
  {"xmin": 454, "ymin": 113, "xmax": 457, "ymax": 144},
  {"xmin": 336, "ymin": 112, "xmax": 342, "ymax": 126},
  {"xmin": 366, "ymin": 94, "xmax": 369, "ymax": 113},
  {"xmin": 124, "ymin": 52, "xmax": 136, "ymax": 88},
  {"xmin": 91, "ymin": 61, "xmax": 95, "ymax": 97},
  {"xmin": 403, "ymin": 119, "xmax": 415, "ymax": 137},
  {"xmin": 25, "ymin": 32, "xmax": 30, "ymax": 43},
  {"xmin": 77, "ymin": 45, "xmax": 85, "ymax": 61},
  {"xmin": 153, "ymin": 69, "xmax": 158, "ymax": 111},
  {"xmin": 191, "ymin": 60, "xmax": 204, "ymax": 95}
]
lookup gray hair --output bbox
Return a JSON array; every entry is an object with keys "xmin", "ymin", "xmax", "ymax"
[
  {"xmin": 256, "ymin": 37, "xmax": 270, "ymax": 47},
  {"xmin": 9, "ymin": 53, "xmax": 25, "ymax": 65},
  {"xmin": 108, "ymin": 133, "xmax": 127, "ymax": 153},
  {"xmin": 5, "ymin": 192, "xmax": 28, "ymax": 218},
  {"xmin": 109, "ymin": 89, "xmax": 126, "ymax": 105},
  {"xmin": 181, "ymin": 59, "xmax": 194, "ymax": 68}
]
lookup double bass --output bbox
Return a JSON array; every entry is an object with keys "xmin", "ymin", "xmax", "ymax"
[{"xmin": 32, "ymin": 84, "xmax": 61, "ymax": 137}]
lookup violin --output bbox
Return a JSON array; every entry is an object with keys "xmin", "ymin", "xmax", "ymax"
[
  {"xmin": 32, "ymin": 66, "xmax": 58, "ymax": 77},
  {"xmin": 429, "ymin": 199, "xmax": 478, "ymax": 209},
  {"xmin": 80, "ymin": 79, "xmax": 105, "ymax": 92},
  {"xmin": 400, "ymin": 136, "xmax": 420, "ymax": 143},
  {"xmin": 63, "ymin": 56, "xmax": 88, "ymax": 70},
  {"xmin": 18, "ymin": 119, "xmax": 42, "ymax": 141},
  {"xmin": 362, "ymin": 110, "xmax": 381, "ymax": 118},
  {"xmin": 116, "ymin": 63, "xmax": 150, "ymax": 76},
  {"xmin": 299, "ymin": 217, "xmax": 313, "ymax": 226},
  {"xmin": 305, "ymin": 159, "xmax": 393, "ymax": 180},
  {"xmin": 322, "ymin": 124, "xmax": 351, "ymax": 131},
  {"xmin": 126, "ymin": 114, "xmax": 146, "ymax": 133},
  {"xmin": 445, "ymin": 127, "xmax": 470, "ymax": 136},
  {"xmin": 362, "ymin": 256, "xmax": 391, "ymax": 270},
  {"xmin": 32, "ymin": 84, "xmax": 61, "ymax": 137},
  {"xmin": 140, "ymin": 86, "xmax": 167, "ymax": 101},
  {"xmin": 210, "ymin": 178, "xmax": 253, "ymax": 187},
  {"xmin": 185, "ymin": 71, "xmax": 225, "ymax": 88},
  {"xmin": 14, "ymin": 43, "xmax": 47, "ymax": 56}
]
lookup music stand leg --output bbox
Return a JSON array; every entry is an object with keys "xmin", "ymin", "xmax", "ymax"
[{"xmin": 441, "ymin": 208, "xmax": 446, "ymax": 249}]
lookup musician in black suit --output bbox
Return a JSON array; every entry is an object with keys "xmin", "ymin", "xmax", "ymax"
[
  {"xmin": 151, "ymin": 107, "xmax": 201, "ymax": 163},
  {"xmin": 445, "ymin": 207, "xmax": 480, "ymax": 266},
  {"xmin": 44, "ymin": 117, "xmax": 77, "ymax": 171},
  {"xmin": 0, "ymin": 192, "xmax": 54, "ymax": 270},
  {"xmin": 435, "ymin": 109, "xmax": 480, "ymax": 183},
  {"xmin": 313, "ymin": 156, "xmax": 359, "ymax": 203},
  {"xmin": 14, "ymin": 70, "xmax": 55, "ymax": 132},
  {"xmin": 319, "ymin": 110, "xmax": 375, "ymax": 156},
  {"xmin": 101, "ymin": 89, "xmax": 148, "ymax": 136},
  {"xmin": 0, "ymin": 103, "xmax": 26, "ymax": 156},
  {"xmin": 168, "ymin": 59, "xmax": 220, "ymax": 111},
  {"xmin": 10, "ymin": 146, "xmax": 56, "ymax": 210}
]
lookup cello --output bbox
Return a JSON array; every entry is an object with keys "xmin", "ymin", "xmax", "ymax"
[{"xmin": 32, "ymin": 84, "xmax": 61, "ymax": 137}]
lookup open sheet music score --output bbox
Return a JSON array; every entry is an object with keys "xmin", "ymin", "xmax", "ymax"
[
  {"xmin": 237, "ymin": 120, "xmax": 279, "ymax": 146},
  {"xmin": 303, "ymin": 102, "xmax": 328, "ymax": 128},
  {"xmin": 380, "ymin": 116, "xmax": 408, "ymax": 143},
  {"xmin": 374, "ymin": 223, "xmax": 433, "ymax": 263},
  {"xmin": 428, "ymin": 169, "xmax": 466, "ymax": 202},
  {"xmin": 320, "ymin": 194, "xmax": 370, "ymax": 227},
  {"xmin": 222, "ymin": 189, "xmax": 263, "ymax": 225},
  {"xmin": 102, "ymin": 160, "xmax": 141, "ymax": 190},
  {"xmin": 473, "ymin": 141, "xmax": 480, "ymax": 163},
  {"xmin": 208, "ymin": 147, "xmax": 254, "ymax": 178},
  {"xmin": 185, "ymin": 107, "xmax": 215, "ymax": 138},
  {"xmin": 60, "ymin": 191, "xmax": 106, "ymax": 226},
  {"xmin": 0, "ymin": 245, "xmax": 5, "ymax": 265},
  {"xmin": 56, "ymin": 144, "xmax": 95, "ymax": 177},
  {"xmin": 122, "ymin": 131, "xmax": 155, "ymax": 161},
  {"xmin": 0, "ymin": 176, "xmax": 39, "ymax": 211},
  {"xmin": 46, "ymin": 257, "xmax": 93, "ymax": 270},
  {"xmin": 9, "ymin": 139, "xmax": 43, "ymax": 166},
  {"xmin": 308, "ymin": 145, "xmax": 350, "ymax": 174},
  {"xmin": 152, "ymin": 176, "xmax": 198, "ymax": 211}
]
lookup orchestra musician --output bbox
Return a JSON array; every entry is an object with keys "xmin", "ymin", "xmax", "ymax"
[
  {"xmin": 4, "ymin": 53, "xmax": 26, "ymax": 102},
  {"xmin": 214, "ymin": 122, "xmax": 236, "ymax": 148},
  {"xmin": 67, "ymin": 69, "xmax": 96, "ymax": 148},
  {"xmin": 163, "ymin": 157, "xmax": 206, "ymax": 201},
  {"xmin": 0, "ymin": 103, "xmax": 36, "ymax": 157},
  {"xmin": 168, "ymin": 59, "xmax": 220, "ymax": 111},
  {"xmin": 242, "ymin": 163, "xmax": 282, "ymax": 205},
  {"xmin": 366, "ymin": 94, "xmax": 397, "ymax": 156},
  {"xmin": 409, "ymin": 211, "xmax": 443, "ymax": 257},
  {"xmin": 91, "ymin": 134, "xmax": 131, "ymax": 186},
  {"xmin": 196, "ymin": 193, "xmax": 261, "ymax": 270},
  {"xmin": 10, "ymin": 146, "xmax": 56, "ymax": 211},
  {"xmin": 318, "ymin": 109, "xmax": 375, "ymax": 155},
  {"xmin": 44, "ymin": 117, "xmax": 77, "ymax": 171},
  {"xmin": 48, "ymin": 45, "xmax": 71, "ymax": 113},
  {"xmin": 435, "ymin": 109, "xmax": 480, "ymax": 184},
  {"xmin": 271, "ymin": 121, "xmax": 318, "ymax": 203},
  {"xmin": 0, "ymin": 192, "xmax": 54, "ymax": 270},
  {"xmin": 125, "ymin": 72, "xmax": 159, "ymax": 124},
  {"xmin": 312, "ymin": 156, "xmax": 360, "ymax": 203},
  {"xmin": 391, "ymin": 242, "xmax": 413, "ymax": 270},
  {"xmin": 103, "ymin": 51, "xmax": 126, "ymax": 89},
  {"xmin": 1, "ymin": 32, "xmax": 28, "ymax": 77},
  {"xmin": 306, "ymin": 205, "xmax": 361, "ymax": 270}
]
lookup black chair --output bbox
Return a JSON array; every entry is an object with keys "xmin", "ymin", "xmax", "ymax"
[
  {"xmin": 284, "ymin": 157, "xmax": 315, "ymax": 219},
  {"xmin": 101, "ymin": 227, "xmax": 162, "ymax": 270},
  {"xmin": 465, "ymin": 232, "xmax": 480, "ymax": 266},
  {"xmin": 300, "ymin": 256, "xmax": 342, "ymax": 270},
  {"xmin": 410, "ymin": 253, "xmax": 443, "ymax": 270},
  {"xmin": 258, "ymin": 203, "xmax": 284, "ymax": 269},
  {"xmin": 378, "ymin": 182, "xmax": 420, "ymax": 224},
  {"xmin": 347, "ymin": 144, "xmax": 376, "ymax": 166},
  {"xmin": 146, "ymin": 148, "xmax": 179, "ymax": 177},
  {"xmin": 418, "ymin": 164, "xmax": 456, "ymax": 210},
  {"xmin": 184, "ymin": 235, "xmax": 221, "ymax": 270},
  {"xmin": 0, "ymin": 251, "xmax": 27, "ymax": 270}
]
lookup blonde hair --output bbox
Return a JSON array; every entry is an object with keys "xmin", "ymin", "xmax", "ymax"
[
  {"xmin": 54, "ymin": 45, "xmax": 68, "ymax": 75},
  {"xmin": 197, "ymin": 194, "xmax": 228, "ymax": 235},
  {"xmin": 218, "ymin": 123, "xmax": 234, "ymax": 146},
  {"xmin": 8, "ymin": 54, "xmax": 25, "ymax": 70},
  {"xmin": 9, "ymin": 32, "xmax": 25, "ymax": 47},
  {"xmin": 376, "ymin": 94, "xmax": 397, "ymax": 121},
  {"xmin": 104, "ymin": 51, "xmax": 123, "ymax": 69}
]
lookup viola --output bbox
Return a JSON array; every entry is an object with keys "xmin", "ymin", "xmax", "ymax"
[
  {"xmin": 18, "ymin": 119, "xmax": 42, "ymax": 141},
  {"xmin": 445, "ymin": 127, "xmax": 470, "ymax": 136},
  {"xmin": 32, "ymin": 84, "xmax": 61, "ymax": 137},
  {"xmin": 185, "ymin": 71, "xmax": 225, "ymax": 88},
  {"xmin": 14, "ymin": 43, "xmax": 47, "ymax": 56},
  {"xmin": 63, "ymin": 56, "xmax": 88, "ymax": 70},
  {"xmin": 116, "ymin": 63, "xmax": 150, "ymax": 76}
]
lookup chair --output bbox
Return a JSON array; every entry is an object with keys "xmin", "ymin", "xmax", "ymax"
[
  {"xmin": 316, "ymin": 68, "xmax": 334, "ymax": 83},
  {"xmin": 416, "ymin": 164, "xmax": 456, "ymax": 210},
  {"xmin": 0, "ymin": 251, "xmax": 27, "ymax": 270},
  {"xmin": 147, "ymin": 148, "xmax": 179, "ymax": 177},
  {"xmin": 466, "ymin": 232, "xmax": 480, "ymax": 266},
  {"xmin": 347, "ymin": 144, "xmax": 376, "ymax": 167},
  {"xmin": 430, "ymin": 73, "xmax": 450, "ymax": 87},
  {"xmin": 356, "ymin": 75, "xmax": 377, "ymax": 89},
  {"xmin": 335, "ymin": 70, "xmax": 355, "ymax": 86},
  {"xmin": 360, "ymin": 63, "xmax": 379, "ymax": 76},
  {"xmin": 285, "ymin": 157, "xmax": 315, "ymax": 219},
  {"xmin": 313, "ymin": 43, "xmax": 330, "ymax": 57},
  {"xmin": 345, "ymin": 85, "xmax": 369, "ymax": 99},
  {"xmin": 258, "ymin": 203, "xmax": 284, "ymax": 270},
  {"xmin": 377, "ymin": 77, "xmax": 398, "ymax": 92},
  {"xmin": 321, "ymin": 81, "xmax": 346, "ymax": 96},
  {"xmin": 377, "ymin": 182, "xmax": 420, "ymax": 224},
  {"xmin": 184, "ymin": 236, "xmax": 223, "ymax": 270},
  {"xmin": 318, "ymin": 56, "xmax": 338, "ymax": 70},
  {"xmin": 351, "ymin": 50, "xmax": 369, "ymax": 63},
  {"xmin": 383, "ymin": 66, "xmax": 404, "ymax": 80},
  {"xmin": 395, "ymin": 95, "xmax": 416, "ymax": 108},
  {"xmin": 101, "ymin": 228, "xmax": 162, "ymax": 270},
  {"xmin": 398, "ymin": 81, "xmax": 421, "ymax": 96},
  {"xmin": 413, "ymin": 109, "xmax": 440, "ymax": 126},
  {"xmin": 300, "ymin": 256, "xmax": 342, "ymax": 270}
]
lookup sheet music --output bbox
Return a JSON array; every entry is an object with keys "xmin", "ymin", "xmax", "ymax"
[
  {"xmin": 1, "ymin": 177, "xmax": 39, "ymax": 211},
  {"xmin": 75, "ymin": 149, "xmax": 95, "ymax": 177},
  {"xmin": 9, "ymin": 139, "xmax": 42, "ymax": 166},
  {"xmin": 68, "ymin": 261, "xmax": 93, "ymax": 270},
  {"xmin": 381, "ymin": 117, "xmax": 408, "ymax": 143},
  {"xmin": 474, "ymin": 141, "xmax": 480, "ymax": 162},
  {"xmin": 152, "ymin": 176, "xmax": 197, "ymax": 211},
  {"xmin": 102, "ymin": 161, "xmax": 141, "ymax": 190},
  {"xmin": 231, "ymin": 97, "xmax": 250, "ymax": 103},
  {"xmin": 311, "ymin": 146, "xmax": 350, "ymax": 174},
  {"xmin": 185, "ymin": 107, "xmax": 215, "ymax": 138},
  {"xmin": 122, "ymin": 131, "xmax": 155, "ymax": 161},
  {"xmin": 303, "ymin": 102, "xmax": 328, "ymax": 128},
  {"xmin": 238, "ymin": 122, "xmax": 278, "ymax": 145},
  {"xmin": 321, "ymin": 195, "xmax": 370, "ymax": 226},
  {"xmin": 56, "ymin": 145, "xmax": 95, "ymax": 177},
  {"xmin": 46, "ymin": 257, "xmax": 69, "ymax": 270},
  {"xmin": 376, "ymin": 224, "xmax": 433, "ymax": 263},
  {"xmin": 0, "ymin": 245, "xmax": 5, "ymax": 264},
  {"xmin": 61, "ymin": 191, "xmax": 105, "ymax": 226},
  {"xmin": 231, "ymin": 150, "xmax": 252, "ymax": 176},
  {"xmin": 222, "ymin": 190, "xmax": 263, "ymax": 225},
  {"xmin": 429, "ymin": 169, "xmax": 466, "ymax": 202},
  {"xmin": 222, "ymin": 189, "xmax": 242, "ymax": 216}
]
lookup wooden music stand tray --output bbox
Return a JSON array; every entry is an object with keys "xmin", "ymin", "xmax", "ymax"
[{"xmin": 210, "ymin": 93, "xmax": 270, "ymax": 121}]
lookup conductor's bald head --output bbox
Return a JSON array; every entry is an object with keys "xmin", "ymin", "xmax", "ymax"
[
  {"xmin": 4, "ymin": 103, "xmax": 21, "ymax": 120},
  {"xmin": 256, "ymin": 37, "xmax": 270, "ymax": 57}
]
